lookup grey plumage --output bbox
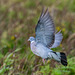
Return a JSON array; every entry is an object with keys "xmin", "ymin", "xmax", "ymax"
[
  {"xmin": 50, "ymin": 30, "xmax": 63, "ymax": 48},
  {"xmin": 35, "ymin": 8, "xmax": 55, "ymax": 47},
  {"xmin": 28, "ymin": 8, "xmax": 67, "ymax": 66}
]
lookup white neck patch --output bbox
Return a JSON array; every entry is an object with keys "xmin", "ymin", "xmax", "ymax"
[{"xmin": 31, "ymin": 41, "xmax": 35, "ymax": 43}]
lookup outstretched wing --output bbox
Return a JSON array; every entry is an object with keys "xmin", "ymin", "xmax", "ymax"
[
  {"xmin": 35, "ymin": 8, "xmax": 55, "ymax": 47},
  {"xmin": 50, "ymin": 31, "xmax": 63, "ymax": 48}
]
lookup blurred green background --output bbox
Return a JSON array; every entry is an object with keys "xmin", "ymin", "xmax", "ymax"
[{"xmin": 0, "ymin": 0, "xmax": 75, "ymax": 75}]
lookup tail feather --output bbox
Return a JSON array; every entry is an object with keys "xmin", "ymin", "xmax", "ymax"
[
  {"xmin": 60, "ymin": 52, "xmax": 68, "ymax": 66},
  {"xmin": 48, "ymin": 51, "xmax": 68, "ymax": 66}
]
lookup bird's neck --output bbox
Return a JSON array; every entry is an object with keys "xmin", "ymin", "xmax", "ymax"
[
  {"xmin": 30, "ymin": 41, "xmax": 36, "ymax": 49},
  {"xmin": 31, "ymin": 40, "xmax": 35, "ymax": 44},
  {"xmin": 30, "ymin": 40, "xmax": 36, "ymax": 52}
]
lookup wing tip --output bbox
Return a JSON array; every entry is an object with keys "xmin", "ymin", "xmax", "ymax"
[{"xmin": 40, "ymin": 7, "xmax": 49, "ymax": 18}]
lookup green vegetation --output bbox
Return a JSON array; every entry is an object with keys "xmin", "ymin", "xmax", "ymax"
[{"xmin": 0, "ymin": 0, "xmax": 75, "ymax": 75}]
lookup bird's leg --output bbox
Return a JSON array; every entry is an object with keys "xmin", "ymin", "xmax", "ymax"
[{"xmin": 42, "ymin": 58, "xmax": 45, "ymax": 64}]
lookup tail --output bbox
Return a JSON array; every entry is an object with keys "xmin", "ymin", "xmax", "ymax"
[
  {"xmin": 48, "ymin": 52, "xmax": 68, "ymax": 66},
  {"xmin": 60, "ymin": 52, "xmax": 67, "ymax": 66}
]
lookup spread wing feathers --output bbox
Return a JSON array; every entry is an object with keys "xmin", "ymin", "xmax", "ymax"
[
  {"xmin": 35, "ymin": 8, "xmax": 55, "ymax": 47},
  {"xmin": 50, "ymin": 31, "xmax": 63, "ymax": 48}
]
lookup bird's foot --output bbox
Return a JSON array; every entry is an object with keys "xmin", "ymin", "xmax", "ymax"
[{"xmin": 42, "ymin": 58, "xmax": 45, "ymax": 64}]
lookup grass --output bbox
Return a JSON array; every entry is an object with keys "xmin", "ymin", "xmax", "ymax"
[{"xmin": 0, "ymin": 0, "xmax": 75, "ymax": 75}]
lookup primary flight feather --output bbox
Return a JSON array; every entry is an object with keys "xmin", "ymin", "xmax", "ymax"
[{"xmin": 28, "ymin": 8, "xmax": 67, "ymax": 66}]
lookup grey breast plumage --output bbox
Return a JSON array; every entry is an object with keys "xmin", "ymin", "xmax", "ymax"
[{"xmin": 35, "ymin": 8, "xmax": 55, "ymax": 48}]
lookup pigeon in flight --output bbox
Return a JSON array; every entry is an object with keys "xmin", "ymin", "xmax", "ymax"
[{"xmin": 28, "ymin": 8, "xmax": 67, "ymax": 66}]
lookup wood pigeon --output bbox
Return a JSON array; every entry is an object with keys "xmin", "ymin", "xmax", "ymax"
[{"xmin": 28, "ymin": 8, "xmax": 67, "ymax": 66}]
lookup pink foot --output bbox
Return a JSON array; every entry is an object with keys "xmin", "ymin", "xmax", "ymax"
[{"xmin": 42, "ymin": 59, "xmax": 45, "ymax": 64}]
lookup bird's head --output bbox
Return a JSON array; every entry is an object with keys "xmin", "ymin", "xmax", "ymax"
[{"xmin": 28, "ymin": 37, "xmax": 35, "ymax": 42}]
